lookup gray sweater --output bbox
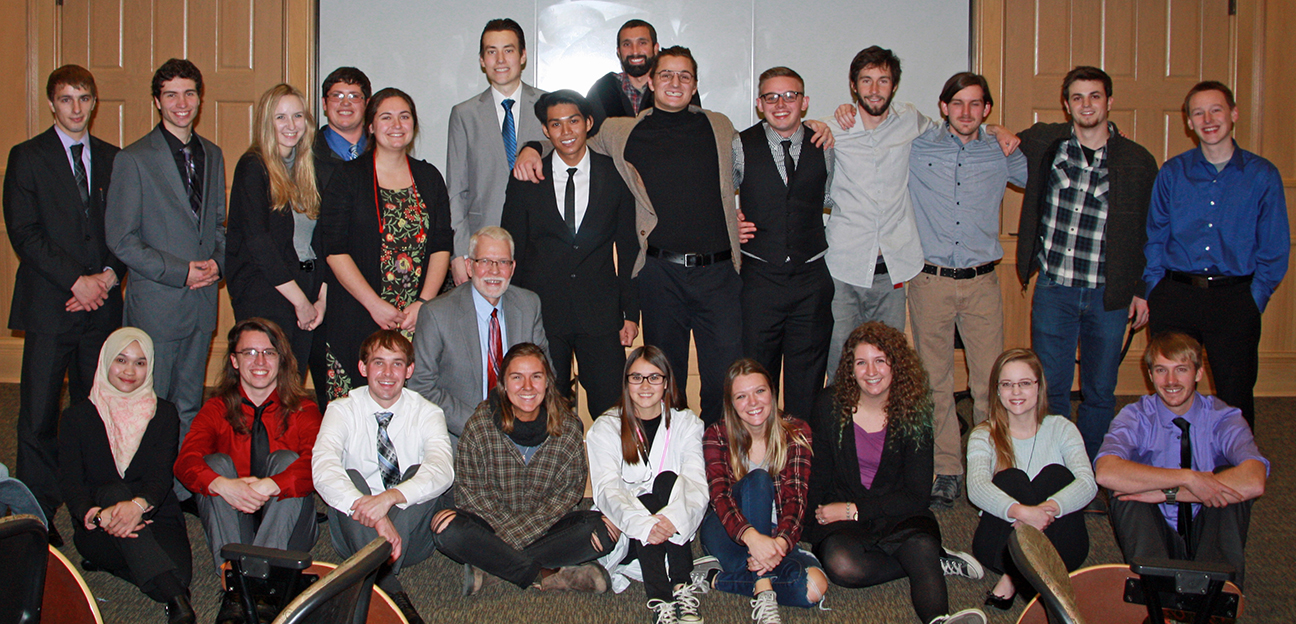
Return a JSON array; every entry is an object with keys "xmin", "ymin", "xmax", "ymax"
[{"xmin": 966, "ymin": 415, "xmax": 1097, "ymax": 520}]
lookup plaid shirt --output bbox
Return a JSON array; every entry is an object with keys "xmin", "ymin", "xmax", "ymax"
[
  {"xmin": 617, "ymin": 72, "xmax": 645, "ymax": 116},
  {"xmin": 1039, "ymin": 129, "xmax": 1111, "ymax": 288},
  {"xmin": 703, "ymin": 416, "xmax": 812, "ymax": 547},
  {"xmin": 454, "ymin": 400, "xmax": 588, "ymax": 549}
]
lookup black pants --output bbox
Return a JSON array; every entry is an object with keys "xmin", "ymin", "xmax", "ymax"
[
  {"xmin": 740, "ymin": 258, "xmax": 833, "ymax": 421},
  {"xmin": 1148, "ymin": 278, "xmax": 1261, "ymax": 428},
  {"xmin": 17, "ymin": 325, "xmax": 108, "ymax": 518},
  {"xmin": 972, "ymin": 464, "xmax": 1088, "ymax": 585},
  {"xmin": 627, "ymin": 472, "xmax": 693, "ymax": 601},
  {"xmin": 70, "ymin": 483, "xmax": 192, "ymax": 603},
  {"xmin": 548, "ymin": 329, "xmax": 626, "ymax": 419},
  {"xmin": 813, "ymin": 514, "xmax": 948, "ymax": 624},
  {"xmin": 434, "ymin": 508, "xmax": 613, "ymax": 588},
  {"xmin": 1108, "ymin": 495, "xmax": 1253, "ymax": 589}
]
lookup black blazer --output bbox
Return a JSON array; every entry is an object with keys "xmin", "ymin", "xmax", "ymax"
[
  {"xmin": 803, "ymin": 386, "xmax": 935, "ymax": 546},
  {"xmin": 225, "ymin": 152, "xmax": 334, "ymax": 321},
  {"xmin": 501, "ymin": 151, "xmax": 639, "ymax": 335},
  {"xmin": 3, "ymin": 127, "xmax": 123, "ymax": 333},
  {"xmin": 58, "ymin": 398, "xmax": 181, "ymax": 527}
]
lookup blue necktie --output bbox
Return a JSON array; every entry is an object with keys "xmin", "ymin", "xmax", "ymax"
[
  {"xmin": 375, "ymin": 411, "xmax": 400, "ymax": 490},
  {"xmin": 347, "ymin": 143, "xmax": 359, "ymax": 161},
  {"xmin": 502, "ymin": 99, "xmax": 517, "ymax": 170}
]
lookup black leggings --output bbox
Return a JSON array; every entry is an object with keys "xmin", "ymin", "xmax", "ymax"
[
  {"xmin": 434, "ymin": 508, "xmax": 614, "ymax": 588},
  {"xmin": 971, "ymin": 463, "xmax": 1088, "ymax": 587},
  {"xmin": 813, "ymin": 515, "xmax": 948, "ymax": 623},
  {"xmin": 628, "ymin": 472, "xmax": 693, "ymax": 601}
]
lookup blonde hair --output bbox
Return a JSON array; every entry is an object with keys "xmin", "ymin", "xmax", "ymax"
[
  {"xmin": 721, "ymin": 359, "xmax": 809, "ymax": 480},
  {"xmin": 248, "ymin": 84, "xmax": 320, "ymax": 218}
]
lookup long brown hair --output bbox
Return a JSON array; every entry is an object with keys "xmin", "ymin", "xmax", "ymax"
[
  {"xmin": 215, "ymin": 318, "xmax": 312, "ymax": 434},
  {"xmin": 977, "ymin": 348, "xmax": 1049, "ymax": 473},
  {"xmin": 720, "ymin": 359, "xmax": 809, "ymax": 481},
  {"xmin": 493, "ymin": 343, "xmax": 573, "ymax": 437},
  {"xmin": 247, "ymin": 84, "xmax": 320, "ymax": 217},
  {"xmin": 830, "ymin": 322, "xmax": 931, "ymax": 446},
  {"xmin": 615, "ymin": 346, "xmax": 684, "ymax": 464}
]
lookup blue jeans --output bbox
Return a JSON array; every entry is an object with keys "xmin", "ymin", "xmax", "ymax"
[
  {"xmin": 1031, "ymin": 276, "xmax": 1128, "ymax": 460},
  {"xmin": 699, "ymin": 469, "xmax": 820, "ymax": 608}
]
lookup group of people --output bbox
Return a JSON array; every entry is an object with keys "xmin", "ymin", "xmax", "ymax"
[{"xmin": 2, "ymin": 12, "xmax": 1282, "ymax": 624}]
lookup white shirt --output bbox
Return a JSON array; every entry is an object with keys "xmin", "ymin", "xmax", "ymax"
[
  {"xmin": 312, "ymin": 386, "xmax": 454, "ymax": 513},
  {"xmin": 551, "ymin": 148, "xmax": 590, "ymax": 232},
  {"xmin": 491, "ymin": 84, "xmax": 522, "ymax": 135},
  {"xmin": 471, "ymin": 286, "xmax": 507, "ymax": 399},
  {"xmin": 54, "ymin": 125, "xmax": 91, "ymax": 184}
]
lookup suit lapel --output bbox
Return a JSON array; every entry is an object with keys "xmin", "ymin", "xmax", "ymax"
[
  {"xmin": 537, "ymin": 155, "xmax": 575, "ymax": 244},
  {"xmin": 89, "ymin": 137, "xmax": 113, "ymax": 216},
  {"xmin": 37, "ymin": 129, "xmax": 89, "ymax": 221},
  {"xmin": 458, "ymin": 285, "xmax": 485, "ymax": 387},
  {"xmin": 145, "ymin": 128, "xmax": 194, "ymax": 219}
]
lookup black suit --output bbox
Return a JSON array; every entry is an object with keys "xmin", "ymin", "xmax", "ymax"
[
  {"xmin": 501, "ymin": 150, "xmax": 638, "ymax": 415},
  {"xmin": 3, "ymin": 126, "xmax": 122, "ymax": 517}
]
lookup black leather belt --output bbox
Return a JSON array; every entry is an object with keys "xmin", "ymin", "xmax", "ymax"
[
  {"xmin": 299, "ymin": 259, "xmax": 315, "ymax": 272},
  {"xmin": 875, "ymin": 258, "xmax": 888, "ymax": 275},
  {"xmin": 922, "ymin": 262, "xmax": 995, "ymax": 280},
  {"xmin": 646, "ymin": 246, "xmax": 732, "ymax": 268},
  {"xmin": 1168, "ymin": 271, "xmax": 1251, "ymax": 289}
]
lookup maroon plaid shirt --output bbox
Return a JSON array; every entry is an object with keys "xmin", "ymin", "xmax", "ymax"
[
  {"xmin": 618, "ymin": 72, "xmax": 645, "ymax": 116},
  {"xmin": 703, "ymin": 416, "xmax": 812, "ymax": 547}
]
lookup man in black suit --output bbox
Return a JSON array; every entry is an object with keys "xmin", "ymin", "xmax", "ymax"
[
  {"xmin": 501, "ymin": 90, "xmax": 638, "ymax": 416},
  {"xmin": 3, "ymin": 65, "xmax": 123, "ymax": 544},
  {"xmin": 312, "ymin": 66, "xmax": 370, "ymax": 163},
  {"xmin": 585, "ymin": 19, "xmax": 700, "ymax": 135}
]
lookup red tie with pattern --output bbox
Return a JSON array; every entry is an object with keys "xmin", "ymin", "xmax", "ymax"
[{"xmin": 487, "ymin": 308, "xmax": 503, "ymax": 391}]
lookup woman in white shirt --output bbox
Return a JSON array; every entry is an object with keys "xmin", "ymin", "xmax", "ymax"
[
  {"xmin": 587, "ymin": 346, "xmax": 711, "ymax": 624},
  {"xmin": 966, "ymin": 348, "xmax": 1097, "ymax": 610}
]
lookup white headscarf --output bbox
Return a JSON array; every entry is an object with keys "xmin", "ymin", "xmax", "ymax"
[{"xmin": 88, "ymin": 328, "xmax": 158, "ymax": 477}]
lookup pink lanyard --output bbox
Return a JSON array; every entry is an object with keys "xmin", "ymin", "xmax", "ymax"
[{"xmin": 634, "ymin": 405, "xmax": 671, "ymax": 478}]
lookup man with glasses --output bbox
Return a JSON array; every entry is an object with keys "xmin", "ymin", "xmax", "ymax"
[
  {"xmin": 313, "ymin": 66, "xmax": 370, "ymax": 162},
  {"xmin": 585, "ymin": 19, "xmax": 700, "ymax": 134},
  {"xmin": 174, "ymin": 318, "xmax": 321, "ymax": 622},
  {"xmin": 409, "ymin": 226, "xmax": 547, "ymax": 442},
  {"xmin": 733, "ymin": 66, "xmax": 835, "ymax": 421}
]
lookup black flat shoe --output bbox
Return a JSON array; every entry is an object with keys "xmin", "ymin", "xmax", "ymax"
[
  {"xmin": 80, "ymin": 559, "xmax": 103, "ymax": 572},
  {"xmin": 47, "ymin": 523, "xmax": 63, "ymax": 548},
  {"xmin": 179, "ymin": 497, "xmax": 200, "ymax": 517},
  {"xmin": 984, "ymin": 590, "xmax": 1015, "ymax": 610},
  {"xmin": 165, "ymin": 594, "xmax": 196, "ymax": 624}
]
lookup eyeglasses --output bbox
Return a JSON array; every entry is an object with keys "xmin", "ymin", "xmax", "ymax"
[
  {"xmin": 627, "ymin": 373, "xmax": 666, "ymax": 385},
  {"xmin": 235, "ymin": 348, "xmax": 280, "ymax": 361},
  {"xmin": 469, "ymin": 257, "xmax": 515, "ymax": 271},
  {"xmin": 326, "ymin": 92, "xmax": 365, "ymax": 102},
  {"xmin": 655, "ymin": 70, "xmax": 695, "ymax": 84},
  {"xmin": 997, "ymin": 379, "xmax": 1038, "ymax": 392},
  {"xmin": 758, "ymin": 91, "xmax": 803, "ymax": 105}
]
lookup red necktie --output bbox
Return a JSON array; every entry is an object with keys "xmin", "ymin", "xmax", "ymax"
[{"xmin": 487, "ymin": 308, "xmax": 503, "ymax": 391}]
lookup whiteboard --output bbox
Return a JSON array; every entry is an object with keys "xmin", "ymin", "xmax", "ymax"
[{"xmin": 318, "ymin": 0, "xmax": 970, "ymax": 169}]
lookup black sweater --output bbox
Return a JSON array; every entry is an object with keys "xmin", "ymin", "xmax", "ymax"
[{"xmin": 624, "ymin": 108, "xmax": 729, "ymax": 254}]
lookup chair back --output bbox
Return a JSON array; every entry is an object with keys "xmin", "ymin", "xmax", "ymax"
[
  {"xmin": 0, "ymin": 515, "xmax": 49, "ymax": 624},
  {"xmin": 272, "ymin": 538, "xmax": 392, "ymax": 624},
  {"xmin": 1009, "ymin": 523, "xmax": 1085, "ymax": 624}
]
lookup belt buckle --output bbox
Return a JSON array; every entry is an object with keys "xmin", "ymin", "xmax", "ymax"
[
  {"xmin": 1191, "ymin": 275, "xmax": 1211, "ymax": 288},
  {"xmin": 300, "ymin": 259, "xmax": 315, "ymax": 272},
  {"xmin": 683, "ymin": 253, "xmax": 698, "ymax": 267}
]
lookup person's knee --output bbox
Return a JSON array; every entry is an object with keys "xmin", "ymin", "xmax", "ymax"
[
  {"xmin": 203, "ymin": 453, "xmax": 236, "ymax": 478},
  {"xmin": 265, "ymin": 450, "xmax": 299, "ymax": 476},
  {"xmin": 806, "ymin": 566, "xmax": 829, "ymax": 603},
  {"xmin": 94, "ymin": 482, "xmax": 135, "ymax": 507},
  {"xmin": 431, "ymin": 509, "xmax": 456, "ymax": 534}
]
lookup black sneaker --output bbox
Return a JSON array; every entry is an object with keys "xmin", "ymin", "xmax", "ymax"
[
  {"xmin": 939, "ymin": 549, "xmax": 984, "ymax": 579},
  {"xmin": 388, "ymin": 590, "xmax": 425, "ymax": 624},
  {"xmin": 930, "ymin": 474, "xmax": 962, "ymax": 509}
]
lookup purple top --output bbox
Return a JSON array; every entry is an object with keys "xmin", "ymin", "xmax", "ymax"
[
  {"xmin": 854, "ymin": 423, "xmax": 886, "ymax": 489},
  {"xmin": 1096, "ymin": 393, "xmax": 1269, "ymax": 526}
]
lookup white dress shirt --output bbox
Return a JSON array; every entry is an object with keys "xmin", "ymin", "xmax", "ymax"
[
  {"xmin": 491, "ymin": 84, "xmax": 522, "ymax": 134},
  {"xmin": 54, "ymin": 125, "xmax": 92, "ymax": 184},
  {"xmin": 551, "ymin": 148, "xmax": 590, "ymax": 232}
]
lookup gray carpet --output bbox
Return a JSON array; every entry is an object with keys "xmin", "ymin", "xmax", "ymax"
[{"xmin": 4, "ymin": 387, "xmax": 1291, "ymax": 623}]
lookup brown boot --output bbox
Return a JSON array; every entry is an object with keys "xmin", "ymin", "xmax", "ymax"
[{"xmin": 540, "ymin": 562, "xmax": 611, "ymax": 593}]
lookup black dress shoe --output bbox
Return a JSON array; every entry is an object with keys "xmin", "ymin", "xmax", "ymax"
[
  {"xmin": 387, "ymin": 591, "xmax": 425, "ymax": 624},
  {"xmin": 216, "ymin": 589, "xmax": 245, "ymax": 624},
  {"xmin": 47, "ymin": 523, "xmax": 63, "ymax": 548},
  {"xmin": 179, "ymin": 497, "xmax": 200, "ymax": 517},
  {"xmin": 80, "ymin": 559, "xmax": 103, "ymax": 573},
  {"xmin": 165, "ymin": 594, "xmax": 196, "ymax": 624},
  {"xmin": 984, "ymin": 590, "xmax": 1015, "ymax": 611}
]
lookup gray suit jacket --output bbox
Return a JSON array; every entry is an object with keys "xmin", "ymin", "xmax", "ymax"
[
  {"xmin": 106, "ymin": 125, "xmax": 226, "ymax": 341},
  {"xmin": 408, "ymin": 282, "xmax": 548, "ymax": 439},
  {"xmin": 445, "ymin": 83, "xmax": 547, "ymax": 257}
]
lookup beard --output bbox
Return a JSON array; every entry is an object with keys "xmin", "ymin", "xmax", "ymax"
[
  {"xmin": 622, "ymin": 54, "xmax": 653, "ymax": 78},
  {"xmin": 855, "ymin": 92, "xmax": 894, "ymax": 118}
]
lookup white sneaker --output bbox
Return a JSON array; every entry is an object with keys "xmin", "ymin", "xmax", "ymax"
[
  {"xmin": 673, "ymin": 582, "xmax": 703, "ymax": 623},
  {"xmin": 939, "ymin": 549, "xmax": 984, "ymax": 579},
  {"xmin": 689, "ymin": 555, "xmax": 721, "ymax": 595},
  {"xmin": 930, "ymin": 607, "xmax": 988, "ymax": 624},
  {"xmin": 647, "ymin": 598, "xmax": 678, "ymax": 624},
  {"xmin": 749, "ymin": 590, "xmax": 781, "ymax": 624}
]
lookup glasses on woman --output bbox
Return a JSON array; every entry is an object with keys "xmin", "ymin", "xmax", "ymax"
[
  {"xmin": 235, "ymin": 348, "xmax": 280, "ymax": 361},
  {"xmin": 997, "ymin": 379, "xmax": 1037, "ymax": 392},
  {"xmin": 627, "ymin": 372, "xmax": 666, "ymax": 385}
]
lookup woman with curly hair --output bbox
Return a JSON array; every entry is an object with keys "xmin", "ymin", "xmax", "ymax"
[
  {"xmin": 806, "ymin": 322, "xmax": 986, "ymax": 624},
  {"xmin": 967, "ymin": 349, "xmax": 1094, "ymax": 610},
  {"xmin": 700, "ymin": 358, "xmax": 826, "ymax": 624}
]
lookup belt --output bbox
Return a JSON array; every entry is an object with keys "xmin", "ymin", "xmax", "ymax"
[
  {"xmin": 1167, "ymin": 271, "xmax": 1251, "ymax": 289},
  {"xmin": 646, "ymin": 246, "xmax": 732, "ymax": 268},
  {"xmin": 875, "ymin": 258, "xmax": 889, "ymax": 275},
  {"xmin": 922, "ymin": 262, "xmax": 995, "ymax": 280},
  {"xmin": 299, "ymin": 259, "xmax": 315, "ymax": 272}
]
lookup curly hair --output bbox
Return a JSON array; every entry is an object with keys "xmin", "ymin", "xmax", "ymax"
[{"xmin": 830, "ymin": 322, "xmax": 931, "ymax": 446}]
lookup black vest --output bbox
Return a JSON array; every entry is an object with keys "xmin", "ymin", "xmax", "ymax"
[{"xmin": 738, "ymin": 124, "xmax": 828, "ymax": 268}]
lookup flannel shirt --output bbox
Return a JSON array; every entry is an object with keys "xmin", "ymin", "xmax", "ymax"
[
  {"xmin": 454, "ymin": 400, "xmax": 588, "ymax": 549},
  {"xmin": 618, "ymin": 73, "xmax": 645, "ymax": 117},
  {"xmin": 703, "ymin": 416, "xmax": 812, "ymax": 548},
  {"xmin": 1039, "ymin": 132, "xmax": 1111, "ymax": 288}
]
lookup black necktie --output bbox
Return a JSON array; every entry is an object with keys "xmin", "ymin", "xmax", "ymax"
[
  {"xmin": 1171, "ymin": 417, "xmax": 1193, "ymax": 546},
  {"xmin": 182, "ymin": 145, "xmax": 202, "ymax": 216},
  {"xmin": 780, "ymin": 139, "xmax": 796, "ymax": 182},
  {"xmin": 70, "ymin": 143, "xmax": 90, "ymax": 213},
  {"xmin": 244, "ymin": 399, "xmax": 271, "ymax": 479},
  {"xmin": 564, "ymin": 167, "xmax": 578, "ymax": 237}
]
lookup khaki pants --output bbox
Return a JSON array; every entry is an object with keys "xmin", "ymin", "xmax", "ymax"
[{"xmin": 907, "ymin": 268, "xmax": 1003, "ymax": 476}]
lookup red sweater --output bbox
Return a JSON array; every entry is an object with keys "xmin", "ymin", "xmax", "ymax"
[{"xmin": 174, "ymin": 387, "xmax": 321, "ymax": 498}]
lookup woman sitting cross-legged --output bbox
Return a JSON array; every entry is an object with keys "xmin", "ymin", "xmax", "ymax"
[
  {"xmin": 588, "ymin": 346, "xmax": 713, "ymax": 623},
  {"xmin": 967, "ymin": 348, "xmax": 1095, "ymax": 610},
  {"xmin": 432, "ymin": 343, "xmax": 616, "ymax": 594},
  {"xmin": 700, "ymin": 358, "xmax": 827, "ymax": 624},
  {"xmin": 806, "ymin": 322, "xmax": 987, "ymax": 624}
]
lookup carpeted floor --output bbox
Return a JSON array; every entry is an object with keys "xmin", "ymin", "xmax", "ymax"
[{"xmin": 3, "ymin": 386, "xmax": 1291, "ymax": 623}]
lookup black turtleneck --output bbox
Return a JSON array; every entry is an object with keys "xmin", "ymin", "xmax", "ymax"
[{"xmin": 624, "ymin": 108, "xmax": 728, "ymax": 254}]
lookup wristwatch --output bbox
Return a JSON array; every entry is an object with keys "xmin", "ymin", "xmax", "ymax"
[{"xmin": 1162, "ymin": 487, "xmax": 1179, "ymax": 504}]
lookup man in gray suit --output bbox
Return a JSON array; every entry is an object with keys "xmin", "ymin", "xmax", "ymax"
[
  {"xmin": 446, "ymin": 18, "xmax": 548, "ymax": 286},
  {"xmin": 106, "ymin": 59, "xmax": 225, "ymax": 494},
  {"xmin": 409, "ymin": 226, "xmax": 547, "ymax": 440}
]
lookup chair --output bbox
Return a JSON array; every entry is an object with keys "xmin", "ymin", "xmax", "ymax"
[
  {"xmin": 1128, "ymin": 558, "xmax": 1240, "ymax": 624},
  {"xmin": 0, "ymin": 514, "xmax": 49, "ymax": 624},
  {"xmin": 1008, "ymin": 523, "xmax": 1085, "ymax": 624},
  {"xmin": 221, "ymin": 543, "xmax": 315, "ymax": 622},
  {"xmin": 271, "ymin": 537, "xmax": 392, "ymax": 624},
  {"xmin": 43, "ymin": 544, "xmax": 105, "ymax": 624}
]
